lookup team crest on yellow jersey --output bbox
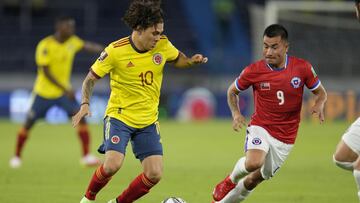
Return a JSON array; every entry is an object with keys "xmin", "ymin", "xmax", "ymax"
[{"xmin": 152, "ymin": 53, "xmax": 163, "ymax": 65}]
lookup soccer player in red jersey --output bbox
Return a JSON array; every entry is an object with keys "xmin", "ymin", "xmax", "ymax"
[
  {"xmin": 332, "ymin": 0, "xmax": 360, "ymax": 200},
  {"xmin": 211, "ymin": 24, "xmax": 327, "ymax": 203}
]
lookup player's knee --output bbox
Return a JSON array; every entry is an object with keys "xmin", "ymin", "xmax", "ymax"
[
  {"xmin": 103, "ymin": 160, "xmax": 122, "ymax": 175},
  {"xmin": 245, "ymin": 160, "xmax": 263, "ymax": 172},
  {"xmin": 144, "ymin": 168, "xmax": 163, "ymax": 183},
  {"xmin": 333, "ymin": 155, "xmax": 354, "ymax": 171}
]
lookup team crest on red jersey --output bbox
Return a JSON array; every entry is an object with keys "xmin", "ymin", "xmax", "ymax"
[
  {"xmin": 152, "ymin": 53, "xmax": 163, "ymax": 65},
  {"xmin": 260, "ymin": 82, "xmax": 270, "ymax": 90},
  {"xmin": 111, "ymin": 135, "xmax": 120, "ymax": 144},
  {"xmin": 291, "ymin": 77, "xmax": 301, "ymax": 88}
]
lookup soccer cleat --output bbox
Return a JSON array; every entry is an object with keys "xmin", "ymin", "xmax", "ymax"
[
  {"xmin": 212, "ymin": 175, "xmax": 236, "ymax": 201},
  {"xmin": 80, "ymin": 196, "xmax": 94, "ymax": 203},
  {"xmin": 9, "ymin": 156, "xmax": 22, "ymax": 168},
  {"xmin": 107, "ymin": 199, "xmax": 117, "ymax": 203},
  {"xmin": 81, "ymin": 154, "xmax": 101, "ymax": 167}
]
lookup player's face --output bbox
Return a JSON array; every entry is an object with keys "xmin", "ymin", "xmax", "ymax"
[
  {"xmin": 57, "ymin": 20, "xmax": 75, "ymax": 39},
  {"xmin": 263, "ymin": 35, "xmax": 288, "ymax": 67},
  {"xmin": 138, "ymin": 23, "xmax": 164, "ymax": 51}
]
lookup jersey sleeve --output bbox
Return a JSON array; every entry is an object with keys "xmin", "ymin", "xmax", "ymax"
[
  {"xmin": 234, "ymin": 66, "xmax": 252, "ymax": 91},
  {"xmin": 71, "ymin": 35, "xmax": 85, "ymax": 52},
  {"xmin": 35, "ymin": 40, "xmax": 51, "ymax": 66},
  {"xmin": 163, "ymin": 36, "xmax": 179, "ymax": 62},
  {"xmin": 90, "ymin": 45, "xmax": 114, "ymax": 78},
  {"xmin": 304, "ymin": 62, "xmax": 321, "ymax": 91}
]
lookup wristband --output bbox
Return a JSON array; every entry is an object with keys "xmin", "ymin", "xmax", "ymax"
[{"xmin": 80, "ymin": 102, "xmax": 89, "ymax": 106}]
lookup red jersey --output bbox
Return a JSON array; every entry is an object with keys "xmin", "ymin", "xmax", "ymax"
[{"xmin": 235, "ymin": 55, "xmax": 320, "ymax": 144}]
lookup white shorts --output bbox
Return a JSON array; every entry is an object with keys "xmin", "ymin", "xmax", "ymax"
[
  {"xmin": 342, "ymin": 117, "xmax": 360, "ymax": 155},
  {"xmin": 245, "ymin": 125, "xmax": 293, "ymax": 180}
]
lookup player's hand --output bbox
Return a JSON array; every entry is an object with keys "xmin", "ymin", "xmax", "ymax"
[
  {"xmin": 72, "ymin": 104, "xmax": 91, "ymax": 127},
  {"xmin": 232, "ymin": 114, "xmax": 247, "ymax": 132},
  {"xmin": 311, "ymin": 103, "xmax": 325, "ymax": 124},
  {"xmin": 190, "ymin": 54, "xmax": 208, "ymax": 64}
]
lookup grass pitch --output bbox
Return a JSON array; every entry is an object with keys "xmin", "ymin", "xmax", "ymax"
[{"xmin": 0, "ymin": 119, "xmax": 357, "ymax": 203}]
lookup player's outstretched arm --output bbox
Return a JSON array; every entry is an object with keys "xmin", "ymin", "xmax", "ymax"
[
  {"xmin": 83, "ymin": 41, "xmax": 105, "ymax": 54},
  {"xmin": 227, "ymin": 82, "xmax": 246, "ymax": 132},
  {"xmin": 72, "ymin": 71, "xmax": 99, "ymax": 127},
  {"xmin": 172, "ymin": 51, "xmax": 208, "ymax": 68},
  {"xmin": 310, "ymin": 84, "xmax": 327, "ymax": 124}
]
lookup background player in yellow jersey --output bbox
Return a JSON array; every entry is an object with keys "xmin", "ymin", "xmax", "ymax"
[
  {"xmin": 9, "ymin": 16, "xmax": 104, "ymax": 168},
  {"xmin": 72, "ymin": 0, "xmax": 208, "ymax": 202}
]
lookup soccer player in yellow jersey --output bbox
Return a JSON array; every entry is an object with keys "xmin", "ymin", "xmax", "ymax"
[
  {"xmin": 9, "ymin": 16, "xmax": 104, "ymax": 168},
  {"xmin": 72, "ymin": 1, "xmax": 208, "ymax": 203}
]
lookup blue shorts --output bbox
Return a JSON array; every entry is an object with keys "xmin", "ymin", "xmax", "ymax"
[
  {"xmin": 98, "ymin": 117, "xmax": 163, "ymax": 161},
  {"xmin": 28, "ymin": 94, "xmax": 79, "ymax": 121}
]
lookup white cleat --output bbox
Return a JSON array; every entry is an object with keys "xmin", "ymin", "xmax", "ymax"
[
  {"xmin": 9, "ymin": 156, "xmax": 22, "ymax": 168},
  {"xmin": 107, "ymin": 199, "xmax": 117, "ymax": 203},
  {"xmin": 80, "ymin": 196, "xmax": 95, "ymax": 203},
  {"xmin": 81, "ymin": 154, "xmax": 101, "ymax": 167}
]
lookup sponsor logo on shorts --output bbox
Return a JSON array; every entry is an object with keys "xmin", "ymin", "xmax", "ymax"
[
  {"xmin": 111, "ymin": 135, "xmax": 120, "ymax": 144},
  {"xmin": 252, "ymin": 137, "xmax": 262, "ymax": 145}
]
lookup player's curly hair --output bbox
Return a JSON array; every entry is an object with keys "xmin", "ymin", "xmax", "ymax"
[{"xmin": 122, "ymin": 0, "xmax": 164, "ymax": 30}]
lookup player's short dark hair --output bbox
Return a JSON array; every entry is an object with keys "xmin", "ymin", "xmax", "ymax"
[
  {"xmin": 356, "ymin": 0, "xmax": 360, "ymax": 4},
  {"xmin": 55, "ymin": 15, "xmax": 74, "ymax": 24},
  {"xmin": 263, "ymin": 24, "xmax": 288, "ymax": 42},
  {"xmin": 122, "ymin": 0, "xmax": 163, "ymax": 30}
]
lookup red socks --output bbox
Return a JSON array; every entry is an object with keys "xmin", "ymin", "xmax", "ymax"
[
  {"xmin": 85, "ymin": 164, "xmax": 112, "ymax": 200},
  {"xmin": 77, "ymin": 124, "xmax": 90, "ymax": 156},
  {"xmin": 84, "ymin": 168, "xmax": 157, "ymax": 202},
  {"xmin": 116, "ymin": 173, "xmax": 157, "ymax": 203},
  {"xmin": 15, "ymin": 128, "xmax": 28, "ymax": 157}
]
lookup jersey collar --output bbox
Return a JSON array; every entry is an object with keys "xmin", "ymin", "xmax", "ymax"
[
  {"xmin": 129, "ymin": 35, "xmax": 148, "ymax": 54},
  {"xmin": 266, "ymin": 54, "xmax": 289, "ymax": 71}
]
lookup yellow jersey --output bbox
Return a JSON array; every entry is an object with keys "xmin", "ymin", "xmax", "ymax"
[
  {"xmin": 91, "ymin": 35, "xmax": 179, "ymax": 128},
  {"xmin": 34, "ymin": 35, "xmax": 84, "ymax": 99}
]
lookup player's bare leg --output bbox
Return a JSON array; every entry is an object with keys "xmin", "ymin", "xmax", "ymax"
[
  {"xmin": 213, "ymin": 149, "xmax": 266, "ymax": 201},
  {"xmin": 109, "ymin": 155, "xmax": 163, "ymax": 203},
  {"xmin": 333, "ymin": 140, "xmax": 357, "ymax": 170}
]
